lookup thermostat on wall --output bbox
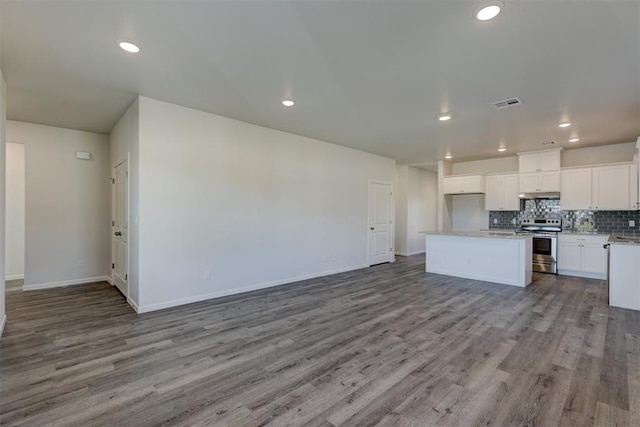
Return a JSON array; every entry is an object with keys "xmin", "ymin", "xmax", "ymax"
[{"xmin": 75, "ymin": 151, "xmax": 91, "ymax": 160}]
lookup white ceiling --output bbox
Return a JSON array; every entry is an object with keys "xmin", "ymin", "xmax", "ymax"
[{"xmin": 1, "ymin": 0, "xmax": 639, "ymax": 164}]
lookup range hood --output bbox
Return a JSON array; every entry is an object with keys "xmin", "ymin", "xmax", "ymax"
[{"xmin": 518, "ymin": 192, "xmax": 560, "ymax": 200}]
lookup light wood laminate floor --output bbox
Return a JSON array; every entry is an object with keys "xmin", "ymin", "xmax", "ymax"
[{"xmin": 1, "ymin": 256, "xmax": 639, "ymax": 426}]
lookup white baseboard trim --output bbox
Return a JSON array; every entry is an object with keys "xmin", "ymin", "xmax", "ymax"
[
  {"xmin": 104, "ymin": 275, "xmax": 114, "ymax": 286},
  {"xmin": 5, "ymin": 274, "xmax": 24, "ymax": 281},
  {"xmin": 127, "ymin": 297, "xmax": 139, "ymax": 313},
  {"xmin": 137, "ymin": 264, "xmax": 369, "ymax": 314},
  {"xmin": 396, "ymin": 250, "xmax": 426, "ymax": 257},
  {"xmin": 23, "ymin": 276, "xmax": 111, "ymax": 291},
  {"xmin": 0, "ymin": 315, "xmax": 6, "ymax": 337},
  {"xmin": 558, "ymin": 270, "xmax": 607, "ymax": 280}
]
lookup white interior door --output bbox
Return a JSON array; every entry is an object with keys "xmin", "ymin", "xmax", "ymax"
[
  {"xmin": 112, "ymin": 161, "xmax": 128, "ymax": 297},
  {"xmin": 368, "ymin": 182, "xmax": 392, "ymax": 266}
]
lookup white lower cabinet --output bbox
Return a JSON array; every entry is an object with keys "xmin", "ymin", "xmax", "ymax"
[
  {"xmin": 609, "ymin": 243, "xmax": 640, "ymax": 311},
  {"xmin": 558, "ymin": 234, "xmax": 609, "ymax": 279}
]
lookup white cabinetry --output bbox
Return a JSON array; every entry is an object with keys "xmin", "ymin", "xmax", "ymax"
[
  {"xmin": 560, "ymin": 168, "xmax": 592, "ymax": 210},
  {"xmin": 518, "ymin": 150, "xmax": 561, "ymax": 173},
  {"xmin": 485, "ymin": 174, "xmax": 520, "ymax": 211},
  {"xmin": 518, "ymin": 149, "xmax": 561, "ymax": 193},
  {"xmin": 630, "ymin": 156, "xmax": 639, "ymax": 210},
  {"xmin": 560, "ymin": 164, "xmax": 630, "ymax": 210},
  {"xmin": 593, "ymin": 165, "xmax": 630, "ymax": 210},
  {"xmin": 519, "ymin": 171, "xmax": 560, "ymax": 193},
  {"xmin": 558, "ymin": 234, "xmax": 609, "ymax": 279},
  {"xmin": 609, "ymin": 243, "xmax": 640, "ymax": 311},
  {"xmin": 443, "ymin": 174, "xmax": 485, "ymax": 194}
]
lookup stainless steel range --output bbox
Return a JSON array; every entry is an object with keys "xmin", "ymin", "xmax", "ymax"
[{"xmin": 517, "ymin": 218, "xmax": 561, "ymax": 274}]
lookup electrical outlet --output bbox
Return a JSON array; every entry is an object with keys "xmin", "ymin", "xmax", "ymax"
[
  {"xmin": 203, "ymin": 271, "xmax": 210, "ymax": 280},
  {"xmin": 630, "ymin": 220, "xmax": 636, "ymax": 227},
  {"xmin": 78, "ymin": 260, "xmax": 84, "ymax": 268},
  {"xmin": 493, "ymin": 218, "xmax": 498, "ymax": 224}
]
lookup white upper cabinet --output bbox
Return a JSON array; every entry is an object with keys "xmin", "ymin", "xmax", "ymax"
[
  {"xmin": 518, "ymin": 149, "xmax": 561, "ymax": 193},
  {"xmin": 519, "ymin": 171, "xmax": 560, "ymax": 193},
  {"xmin": 518, "ymin": 149, "xmax": 561, "ymax": 173},
  {"xmin": 485, "ymin": 174, "xmax": 520, "ymax": 211},
  {"xmin": 560, "ymin": 164, "xmax": 630, "ymax": 210},
  {"xmin": 443, "ymin": 174, "xmax": 485, "ymax": 194},
  {"xmin": 592, "ymin": 165, "xmax": 630, "ymax": 210},
  {"xmin": 630, "ymin": 156, "xmax": 639, "ymax": 210},
  {"xmin": 561, "ymin": 168, "xmax": 592, "ymax": 210}
]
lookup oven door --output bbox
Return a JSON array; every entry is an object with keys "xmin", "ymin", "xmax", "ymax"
[{"xmin": 532, "ymin": 235, "xmax": 558, "ymax": 273}]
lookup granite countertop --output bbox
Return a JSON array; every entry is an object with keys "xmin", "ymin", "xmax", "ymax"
[
  {"xmin": 420, "ymin": 230, "xmax": 529, "ymax": 240},
  {"xmin": 608, "ymin": 235, "xmax": 640, "ymax": 246},
  {"xmin": 560, "ymin": 231, "xmax": 611, "ymax": 236}
]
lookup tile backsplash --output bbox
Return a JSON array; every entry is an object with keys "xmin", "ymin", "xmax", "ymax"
[{"xmin": 489, "ymin": 199, "xmax": 640, "ymax": 234}]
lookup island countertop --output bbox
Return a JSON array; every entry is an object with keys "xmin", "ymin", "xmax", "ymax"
[
  {"xmin": 422, "ymin": 231, "xmax": 533, "ymax": 287},
  {"xmin": 420, "ymin": 230, "xmax": 530, "ymax": 240}
]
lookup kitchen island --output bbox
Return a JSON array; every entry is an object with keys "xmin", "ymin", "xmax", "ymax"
[
  {"xmin": 608, "ymin": 235, "xmax": 640, "ymax": 311},
  {"xmin": 421, "ymin": 231, "xmax": 533, "ymax": 287}
]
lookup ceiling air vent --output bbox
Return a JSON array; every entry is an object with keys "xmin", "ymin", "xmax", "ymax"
[
  {"xmin": 492, "ymin": 97, "xmax": 523, "ymax": 109},
  {"xmin": 541, "ymin": 141, "xmax": 556, "ymax": 146}
]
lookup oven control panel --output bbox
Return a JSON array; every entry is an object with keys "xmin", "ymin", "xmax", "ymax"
[{"xmin": 522, "ymin": 218, "xmax": 561, "ymax": 226}]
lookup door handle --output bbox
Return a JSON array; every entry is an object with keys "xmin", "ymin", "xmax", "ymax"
[
  {"xmin": 370, "ymin": 227, "xmax": 375, "ymax": 231},
  {"xmin": 115, "ymin": 232, "xmax": 122, "ymax": 236}
]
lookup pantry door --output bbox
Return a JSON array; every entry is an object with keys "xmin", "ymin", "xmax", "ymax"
[
  {"xmin": 112, "ymin": 160, "xmax": 128, "ymax": 297},
  {"xmin": 368, "ymin": 181, "xmax": 393, "ymax": 266}
]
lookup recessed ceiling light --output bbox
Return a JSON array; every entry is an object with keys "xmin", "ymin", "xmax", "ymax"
[
  {"xmin": 559, "ymin": 122, "xmax": 572, "ymax": 128},
  {"xmin": 118, "ymin": 41, "xmax": 140, "ymax": 53},
  {"xmin": 282, "ymin": 100, "xmax": 295, "ymax": 107},
  {"xmin": 474, "ymin": 1, "xmax": 503, "ymax": 21},
  {"xmin": 445, "ymin": 154, "xmax": 452, "ymax": 159},
  {"xmin": 438, "ymin": 113, "xmax": 453, "ymax": 121},
  {"xmin": 497, "ymin": 147, "xmax": 506, "ymax": 152},
  {"xmin": 569, "ymin": 137, "xmax": 580, "ymax": 143}
]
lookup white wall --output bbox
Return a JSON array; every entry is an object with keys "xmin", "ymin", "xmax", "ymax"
[
  {"xmin": 452, "ymin": 156, "xmax": 518, "ymax": 174},
  {"xmin": 135, "ymin": 97, "xmax": 395, "ymax": 312},
  {"xmin": 396, "ymin": 166, "xmax": 437, "ymax": 255},
  {"xmin": 394, "ymin": 166, "xmax": 408, "ymax": 254},
  {"xmin": 438, "ymin": 160, "xmax": 453, "ymax": 232},
  {"xmin": 562, "ymin": 142, "xmax": 636, "ymax": 167},
  {"xmin": 0, "ymin": 69, "xmax": 7, "ymax": 335},
  {"xmin": 5, "ymin": 142, "xmax": 24, "ymax": 279},
  {"xmin": 406, "ymin": 167, "xmax": 437, "ymax": 253},
  {"xmin": 451, "ymin": 194, "xmax": 489, "ymax": 231},
  {"xmin": 449, "ymin": 142, "xmax": 636, "ymax": 175},
  {"xmin": 109, "ymin": 99, "xmax": 140, "ymax": 307},
  {"xmin": 7, "ymin": 121, "xmax": 110, "ymax": 289}
]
